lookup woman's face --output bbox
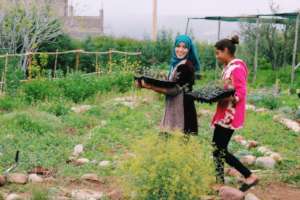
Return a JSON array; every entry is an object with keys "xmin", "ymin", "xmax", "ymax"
[
  {"xmin": 175, "ymin": 42, "xmax": 189, "ymax": 59},
  {"xmin": 215, "ymin": 48, "xmax": 230, "ymax": 64}
]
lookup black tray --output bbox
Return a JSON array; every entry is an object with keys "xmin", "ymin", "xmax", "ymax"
[
  {"xmin": 187, "ymin": 87, "xmax": 235, "ymax": 103},
  {"xmin": 134, "ymin": 75, "xmax": 176, "ymax": 88}
]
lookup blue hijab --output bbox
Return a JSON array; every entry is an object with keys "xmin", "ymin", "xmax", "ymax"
[{"xmin": 169, "ymin": 35, "xmax": 201, "ymax": 74}]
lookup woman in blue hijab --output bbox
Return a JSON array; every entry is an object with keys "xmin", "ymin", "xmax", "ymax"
[{"xmin": 141, "ymin": 34, "xmax": 200, "ymax": 135}]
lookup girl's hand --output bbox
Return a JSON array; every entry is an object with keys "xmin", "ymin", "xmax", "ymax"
[{"xmin": 141, "ymin": 80, "xmax": 152, "ymax": 89}]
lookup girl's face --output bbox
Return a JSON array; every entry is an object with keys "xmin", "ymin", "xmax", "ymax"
[
  {"xmin": 215, "ymin": 48, "xmax": 231, "ymax": 64},
  {"xmin": 175, "ymin": 42, "xmax": 189, "ymax": 59}
]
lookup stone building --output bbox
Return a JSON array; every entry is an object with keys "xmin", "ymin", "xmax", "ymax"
[{"xmin": 12, "ymin": 0, "xmax": 104, "ymax": 39}]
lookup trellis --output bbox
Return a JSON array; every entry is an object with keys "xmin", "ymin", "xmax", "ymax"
[{"xmin": 0, "ymin": 49, "xmax": 142, "ymax": 93}]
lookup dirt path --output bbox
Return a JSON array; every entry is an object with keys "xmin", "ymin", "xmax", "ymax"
[{"xmin": 252, "ymin": 182, "xmax": 300, "ymax": 200}]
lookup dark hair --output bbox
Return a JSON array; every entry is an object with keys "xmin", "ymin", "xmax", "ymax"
[{"xmin": 214, "ymin": 35, "xmax": 239, "ymax": 55}]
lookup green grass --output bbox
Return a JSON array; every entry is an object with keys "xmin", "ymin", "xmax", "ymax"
[{"xmin": 0, "ymin": 71, "xmax": 299, "ymax": 198}]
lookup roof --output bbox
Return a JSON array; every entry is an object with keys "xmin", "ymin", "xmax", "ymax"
[{"xmin": 188, "ymin": 11, "xmax": 300, "ymax": 24}]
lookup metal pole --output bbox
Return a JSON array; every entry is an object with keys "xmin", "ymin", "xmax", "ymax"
[
  {"xmin": 152, "ymin": 0, "xmax": 158, "ymax": 41},
  {"xmin": 215, "ymin": 19, "xmax": 221, "ymax": 79},
  {"xmin": 253, "ymin": 16, "xmax": 260, "ymax": 83},
  {"xmin": 291, "ymin": 13, "xmax": 300, "ymax": 85},
  {"xmin": 185, "ymin": 18, "xmax": 190, "ymax": 35}
]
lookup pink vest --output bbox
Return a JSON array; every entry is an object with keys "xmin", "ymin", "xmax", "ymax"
[{"xmin": 212, "ymin": 59, "xmax": 248, "ymax": 130}]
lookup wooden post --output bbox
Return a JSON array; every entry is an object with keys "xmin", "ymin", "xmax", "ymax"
[
  {"xmin": 75, "ymin": 50, "xmax": 80, "ymax": 72},
  {"xmin": 291, "ymin": 13, "xmax": 300, "ymax": 85},
  {"xmin": 1, "ymin": 53, "xmax": 8, "ymax": 93},
  {"xmin": 253, "ymin": 16, "xmax": 260, "ymax": 83},
  {"xmin": 124, "ymin": 53, "xmax": 128, "ymax": 72},
  {"xmin": 95, "ymin": 53, "xmax": 100, "ymax": 75},
  {"xmin": 28, "ymin": 52, "xmax": 32, "ymax": 80},
  {"xmin": 109, "ymin": 49, "xmax": 112, "ymax": 73},
  {"xmin": 54, "ymin": 49, "xmax": 58, "ymax": 78}
]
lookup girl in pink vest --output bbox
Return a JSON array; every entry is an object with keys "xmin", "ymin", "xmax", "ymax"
[{"xmin": 212, "ymin": 35, "xmax": 259, "ymax": 192}]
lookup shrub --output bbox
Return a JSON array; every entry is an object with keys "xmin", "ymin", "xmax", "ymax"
[
  {"xmin": 58, "ymin": 73, "xmax": 97, "ymax": 103},
  {"xmin": 21, "ymin": 78, "xmax": 61, "ymax": 103},
  {"xmin": 119, "ymin": 133, "xmax": 215, "ymax": 200},
  {"xmin": 0, "ymin": 96, "xmax": 21, "ymax": 112}
]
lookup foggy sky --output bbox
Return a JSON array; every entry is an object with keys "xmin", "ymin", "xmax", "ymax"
[{"xmin": 70, "ymin": 0, "xmax": 300, "ymax": 40}]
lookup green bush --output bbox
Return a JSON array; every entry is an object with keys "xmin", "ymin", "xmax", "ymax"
[
  {"xmin": 119, "ymin": 133, "xmax": 214, "ymax": 200},
  {"xmin": 295, "ymin": 109, "xmax": 300, "ymax": 120},
  {"xmin": 0, "ymin": 96, "xmax": 21, "ymax": 112},
  {"xmin": 260, "ymin": 95, "xmax": 281, "ymax": 110},
  {"xmin": 58, "ymin": 73, "xmax": 97, "ymax": 103},
  {"xmin": 21, "ymin": 78, "xmax": 61, "ymax": 103},
  {"xmin": 43, "ymin": 99, "xmax": 70, "ymax": 116}
]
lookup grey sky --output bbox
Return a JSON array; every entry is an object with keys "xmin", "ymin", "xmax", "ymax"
[{"xmin": 70, "ymin": 0, "xmax": 300, "ymax": 40}]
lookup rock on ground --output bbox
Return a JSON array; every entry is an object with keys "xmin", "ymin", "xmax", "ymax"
[
  {"xmin": 5, "ymin": 193, "xmax": 23, "ymax": 200},
  {"xmin": 219, "ymin": 186, "xmax": 245, "ymax": 200},
  {"xmin": 81, "ymin": 174, "xmax": 102, "ymax": 183},
  {"xmin": 240, "ymin": 155, "xmax": 257, "ymax": 166},
  {"xmin": 99, "ymin": 160, "xmax": 111, "ymax": 167},
  {"xmin": 255, "ymin": 157, "xmax": 276, "ymax": 169},
  {"xmin": 71, "ymin": 105, "xmax": 92, "ymax": 114},
  {"xmin": 28, "ymin": 174, "xmax": 44, "ymax": 183},
  {"xmin": 73, "ymin": 144, "xmax": 84, "ymax": 157},
  {"xmin": 71, "ymin": 189, "xmax": 104, "ymax": 200},
  {"xmin": 0, "ymin": 175, "xmax": 6, "ymax": 186},
  {"xmin": 245, "ymin": 193, "xmax": 261, "ymax": 200},
  {"xmin": 273, "ymin": 115, "xmax": 300, "ymax": 133},
  {"xmin": 7, "ymin": 173, "xmax": 28, "ymax": 185}
]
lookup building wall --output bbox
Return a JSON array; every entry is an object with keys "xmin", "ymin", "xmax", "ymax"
[{"xmin": 12, "ymin": 0, "xmax": 104, "ymax": 39}]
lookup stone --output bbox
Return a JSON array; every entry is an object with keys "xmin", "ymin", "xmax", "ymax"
[
  {"xmin": 73, "ymin": 144, "xmax": 84, "ymax": 157},
  {"xmin": 71, "ymin": 105, "xmax": 92, "ymax": 114},
  {"xmin": 99, "ymin": 160, "xmax": 111, "ymax": 167},
  {"xmin": 246, "ymin": 104, "xmax": 256, "ymax": 111},
  {"xmin": 245, "ymin": 193, "xmax": 261, "ymax": 200},
  {"xmin": 74, "ymin": 158, "xmax": 90, "ymax": 166},
  {"xmin": 7, "ymin": 173, "xmax": 28, "ymax": 185},
  {"xmin": 107, "ymin": 189, "xmax": 122, "ymax": 200},
  {"xmin": 198, "ymin": 109, "xmax": 213, "ymax": 117},
  {"xmin": 219, "ymin": 186, "xmax": 244, "ymax": 200},
  {"xmin": 100, "ymin": 120, "xmax": 107, "ymax": 127},
  {"xmin": 225, "ymin": 168, "xmax": 241, "ymax": 177},
  {"xmin": 81, "ymin": 174, "xmax": 101, "ymax": 182},
  {"xmin": 5, "ymin": 194, "xmax": 23, "ymax": 200},
  {"xmin": 255, "ymin": 157, "xmax": 276, "ymax": 169},
  {"xmin": 255, "ymin": 108, "xmax": 269, "ymax": 113},
  {"xmin": 270, "ymin": 152, "xmax": 282, "ymax": 162},
  {"xmin": 273, "ymin": 115, "xmax": 300, "ymax": 133},
  {"xmin": 0, "ymin": 175, "xmax": 6, "ymax": 186},
  {"xmin": 71, "ymin": 189, "xmax": 104, "ymax": 200},
  {"xmin": 257, "ymin": 146, "xmax": 272, "ymax": 155},
  {"xmin": 28, "ymin": 174, "xmax": 44, "ymax": 183},
  {"xmin": 240, "ymin": 155, "xmax": 257, "ymax": 166},
  {"xmin": 233, "ymin": 135, "xmax": 244, "ymax": 143},
  {"xmin": 247, "ymin": 140, "xmax": 258, "ymax": 149}
]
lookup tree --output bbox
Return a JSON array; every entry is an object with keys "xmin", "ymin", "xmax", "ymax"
[{"xmin": 0, "ymin": 0, "xmax": 62, "ymax": 72}]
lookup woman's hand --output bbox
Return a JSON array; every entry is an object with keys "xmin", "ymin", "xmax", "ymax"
[{"xmin": 141, "ymin": 80, "xmax": 152, "ymax": 90}]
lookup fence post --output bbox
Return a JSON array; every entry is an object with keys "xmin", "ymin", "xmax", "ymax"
[
  {"xmin": 1, "ymin": 53, "xmax": 9, "ymax": 93},
  {"xmin": 28, "ymin": 52, "xmax": 32, "ymax": 80},
  {"xmin": 75, "ymin": 49, "xmax": 81, "ymax": 72},
  {"xmin": 54, "ymin": 49, "xmax": 58, "ymax": 78},
  {"xmin": 109, "ymin": 49, "xmax": 112, "ymax": 73}
]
